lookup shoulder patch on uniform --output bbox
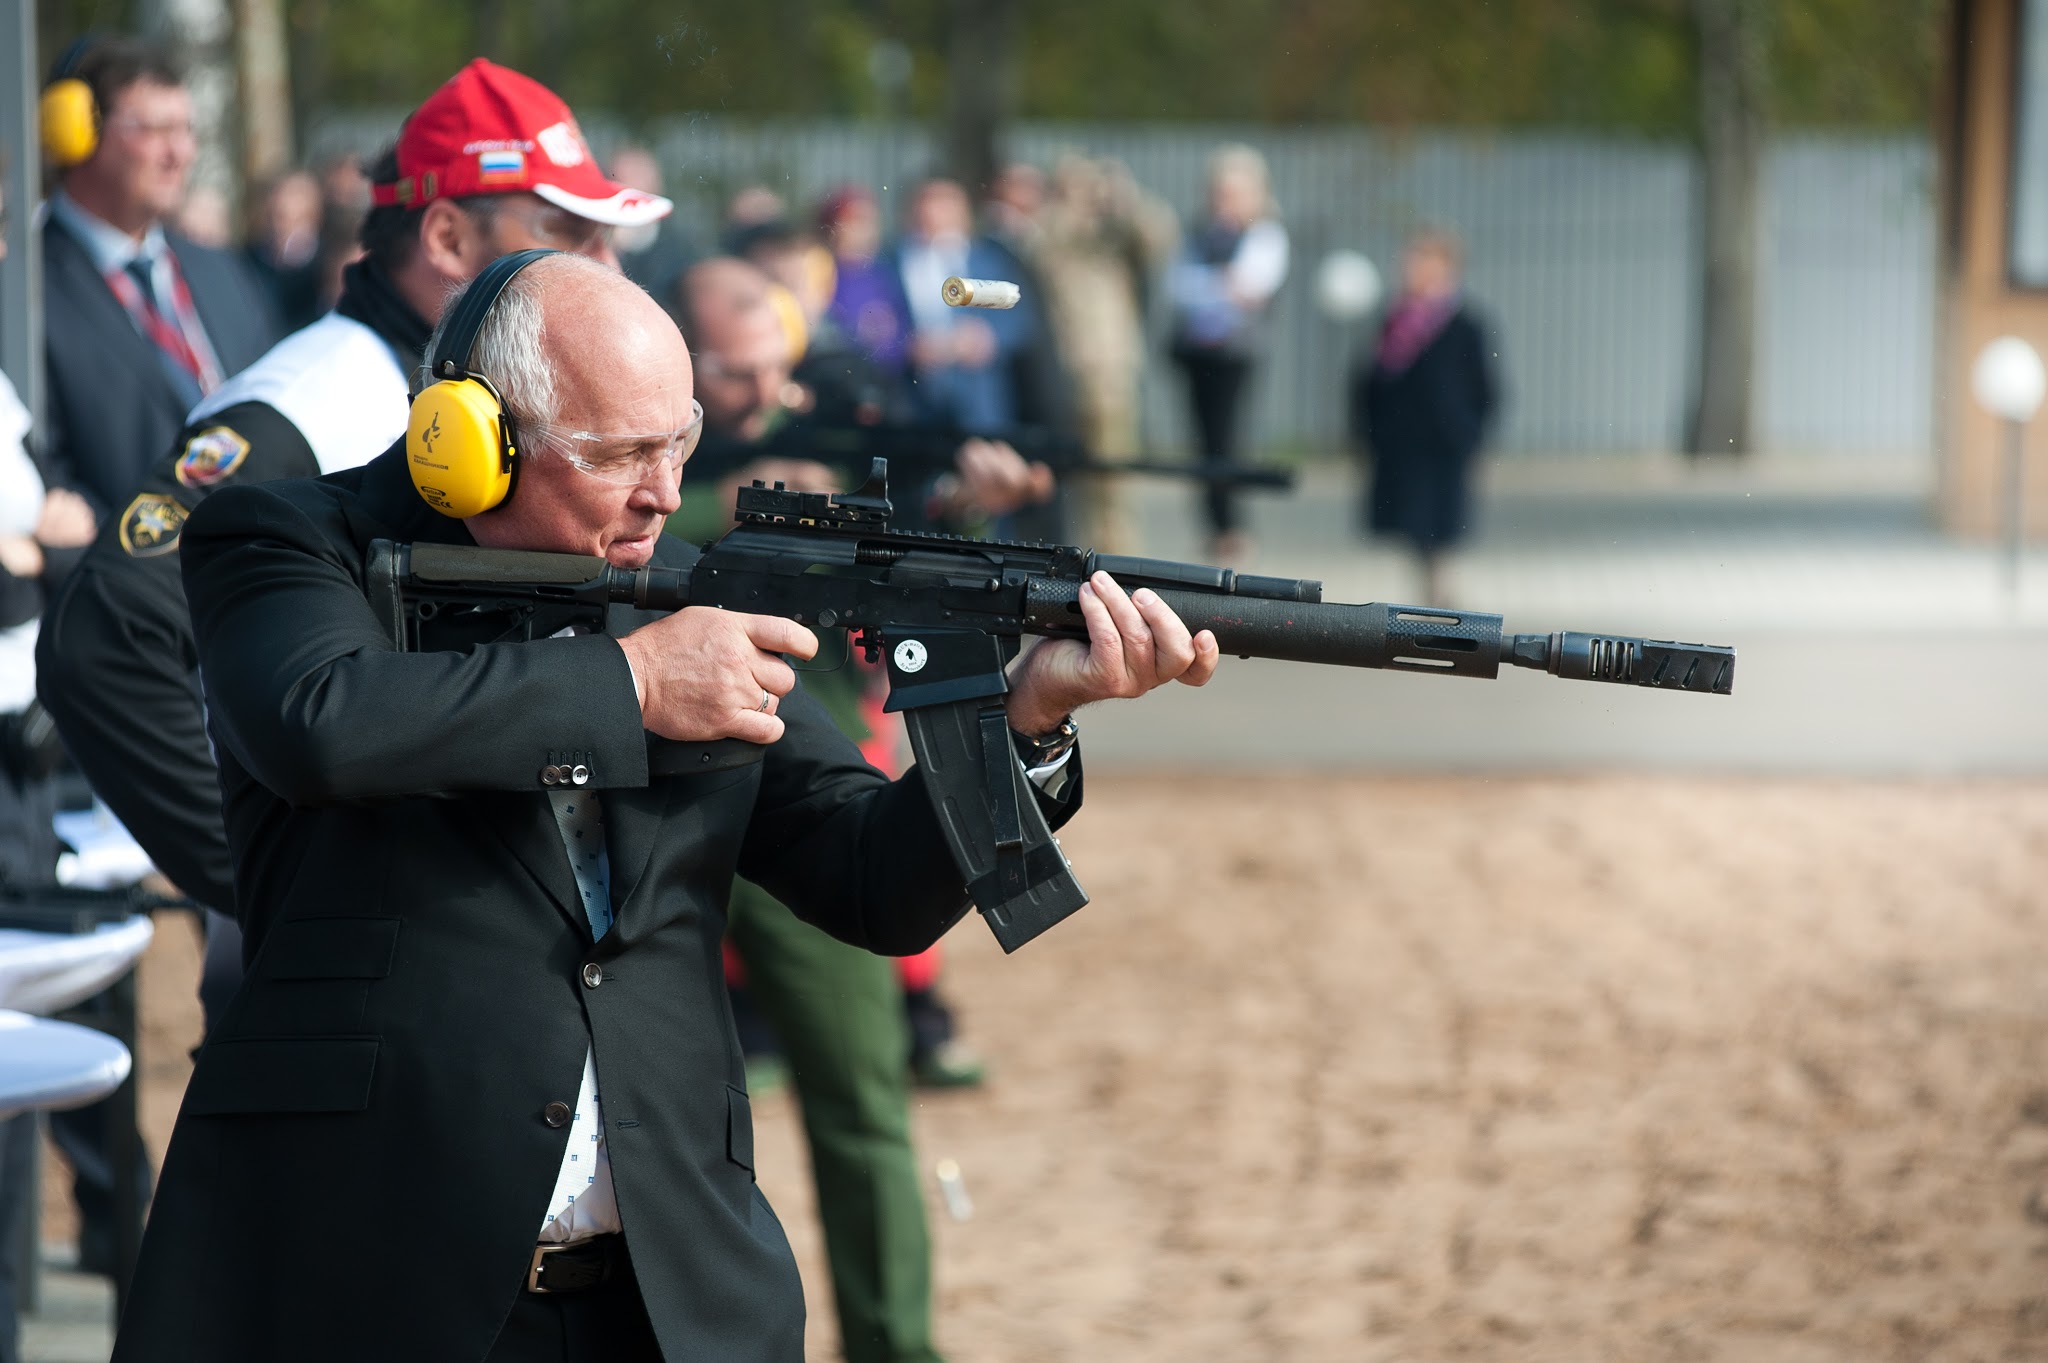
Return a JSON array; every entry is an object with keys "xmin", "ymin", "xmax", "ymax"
[
  {"xmin": 174, "ymin": 425, "xmax": 251, "ymax": 489},
  {"xmin": 119, "ymin": 492, "xmax": 189, "ymax": 558}
]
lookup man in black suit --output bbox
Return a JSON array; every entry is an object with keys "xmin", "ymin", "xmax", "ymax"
[
  {"xmin": 115, "ymin": 251, "xmax": 1219, "ymax": 1362},
  {"xmin": 39, "ymin": 37, "xmax": 279, "ymax": 519}
]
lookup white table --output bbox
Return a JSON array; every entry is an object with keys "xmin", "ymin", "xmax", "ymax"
[
  {"xmin": 0, "ymin": 1010, "xmax": 132, "ymax": 1119},
  {"xmin": 0, "ymin": 915, "xmax": 155, "ymax": 1016}
]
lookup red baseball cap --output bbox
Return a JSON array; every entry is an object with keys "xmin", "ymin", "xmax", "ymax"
[{"xmin": 370, "ymin": 59, "xmax": 672, "ymax": 227}]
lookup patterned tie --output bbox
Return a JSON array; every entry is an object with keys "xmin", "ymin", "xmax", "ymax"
[
  {"xmin": 122, "ymin": 255, "xmax": 204, "ymax": 407},
  {"xmin": 537, "ymin": 790, "xmax": 614, "ymax": 1236}
]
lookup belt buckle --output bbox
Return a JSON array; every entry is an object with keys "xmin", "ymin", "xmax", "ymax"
[{"xmin": 527, "ymin": 1242, "xmax": 571, "ymax": 1295}]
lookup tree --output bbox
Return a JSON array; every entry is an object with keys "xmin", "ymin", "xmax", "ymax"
[
  {"xmin": 944, "ymin": 0, "xmax": 1017, "ymax": 193},
  {"xmin": 1687, "ymin": 0, "xmax": 1771, "ymax": 456}
]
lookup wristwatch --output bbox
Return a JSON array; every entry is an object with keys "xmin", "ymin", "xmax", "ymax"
[{"xmin": 1010, "ymin": 714, "xmax": 1079, "ymax": 767}]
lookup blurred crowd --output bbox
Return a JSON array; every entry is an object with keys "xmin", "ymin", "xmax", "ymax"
[{"xmin": 139, "ymin": 129, "xmax": 1325, "ymax": 561}]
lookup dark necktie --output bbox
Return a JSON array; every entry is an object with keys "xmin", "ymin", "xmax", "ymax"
[{"xmin": 124, "ymin": 258, "xmax": 159, "ymax": 310}]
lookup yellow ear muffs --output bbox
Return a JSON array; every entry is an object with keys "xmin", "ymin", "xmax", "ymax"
[
  {"xmin": 407, "ymin": 248, "xmax": 558, "ymax": 517},
  {"xmin": 407, "ymin": 374, "xmax": 517, "ymax": 518},
  {"xmin": 40, "ymin": 76, "xmax": 98, "ymax": 169}
]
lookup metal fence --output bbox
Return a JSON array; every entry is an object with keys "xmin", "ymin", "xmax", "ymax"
[{"xmin": 311, "ymin": 115, "xmax": 1936, "ymax": 459}]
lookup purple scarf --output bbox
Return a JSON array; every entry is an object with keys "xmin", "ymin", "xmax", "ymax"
[{"xmin": 1375, "ymin": 293, "xmax": 1459, "ymax": 376}]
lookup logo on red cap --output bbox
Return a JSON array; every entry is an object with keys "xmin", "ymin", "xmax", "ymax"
[
  {"xmin": 536, "ymin": 122, "xmax": 587, "ymax": 169},
  {"xmin": 366, "ymin": 60, "xmax": 670, "ymax": 228}
]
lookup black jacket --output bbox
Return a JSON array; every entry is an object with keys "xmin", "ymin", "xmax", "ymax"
[
  {"xmin": 36, "ymin": 260, "xmax": 425, "ymax": 912},
  {"xmin": 111, "ymin": 445, "xmax": 1077, "ymax": 1362},
  {"xmin": 1352, "ymin": 305, "xmax": 1499, "ymax": 553},
  {"xmin": 40, "ymin": 213, "xmax": 280, "ymax": 519}
]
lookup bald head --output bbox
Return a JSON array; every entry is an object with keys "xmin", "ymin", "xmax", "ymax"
[
  {"xmin": 677, "ymin": 257, "xmax": 772, "ymax": 344},
  {"xmin": 440, "ymin": 252, "xmax": 689, "ymax": 434},
  {"xmin": 677, "ymin": 257, "xmax": 795, "ymax": 438},
  {"xmin": 454, "ymin": 252, "xmax": 696, "ymax": 566}
]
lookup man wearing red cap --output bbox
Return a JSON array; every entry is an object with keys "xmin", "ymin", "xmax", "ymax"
[{"xmin": 38, "ymin": 55, "xmax": 670, "ymax": 1284}]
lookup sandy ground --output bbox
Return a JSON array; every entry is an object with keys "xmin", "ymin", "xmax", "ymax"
[{"xmin": 47, "ymin": 774, "xmax": 2048, "ymax": 1362}]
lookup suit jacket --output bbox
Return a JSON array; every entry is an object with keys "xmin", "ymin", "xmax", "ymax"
[
  {"xmin": 113, "ymin": 446, "xmax": 1077, "ymax": 1362},
  {"xmin": 40, "ymin": 214, "xmax": 280, "ymax": 519}
]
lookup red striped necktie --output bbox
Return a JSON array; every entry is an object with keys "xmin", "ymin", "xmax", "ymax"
[{"xmin": 104, "ymin": 252, "xmax": 222, "ymax": 400}]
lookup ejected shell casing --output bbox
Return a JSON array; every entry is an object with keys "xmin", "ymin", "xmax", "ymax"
[
  {"xmin": 933, "ymin": 1158, "xmax": 974, "ymax": 1221},
  {"xmin": 941, "ymin": 276, "xmax": 1021, "ymax": 309}
]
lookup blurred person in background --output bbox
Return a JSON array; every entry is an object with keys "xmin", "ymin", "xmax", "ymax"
[
  {"xmin": 0, "ymin": 172, "xmax": 99, "ymax": 1363},
  {"xmin": 890, "ymin": 177, "xmax": 1039, "ymax": 431},
  {"xmin": 675, "ymin": 255, "xmax": 1053, "ymax": 1362},
  {"xmin": 722, "ymin": 182, "xmax": 788, "ymax": 254},
  {"xmin": 976, "ymin": 162, "xmax": 1079, "ymax": 484},
  {"xmin": 1167, "ymin": 143, "xmax": 1288, "ymax": 563},
  {"xmin": 34, "ymin": 31, "xmax": 280, "ymax": 1276},
  {"xmin": 609, "ymin": 144, "xmax": 696, "ymax": 297},
  {"xmin": 1034, "ymin": 153, "xmax": 1179, "ymax": 551},
  {"xmin": 243, "ymin": 168, "xmax": 326, "ymax": 331},
  {"xmin": 1350, "ymin": 226, "xmax": 1500, "ymax": 605},
  {"xmin": 39, "ymin": 37, "xmax": 281, "ymax": 522},
  {"xmin": 820, "ymin": 185, "xmax": 914, "ymax": 381},
  {"xmin": 983, "ymin": 162, "xmax": 1045, "ymax": 247},
  {"xmin": 312, "ymin": 150, "xmax": 370, "ymax": 310},
  {"xmin": 172, "ymin": 183, "xmax": 231, "ymax": 248},
  {"xmin": 739, "ymin": 219, "xmax": 904, "ymax": 428}
]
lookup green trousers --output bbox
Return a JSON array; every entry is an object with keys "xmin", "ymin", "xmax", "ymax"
[{"xmin": 727, "ymin": 878, "xmax": 945, "ymax": 1363}]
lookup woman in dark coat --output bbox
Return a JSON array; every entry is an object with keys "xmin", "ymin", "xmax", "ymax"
[{"xmin": 1352, "ymin": 228, "xmax": 1499, "ymax": 603}]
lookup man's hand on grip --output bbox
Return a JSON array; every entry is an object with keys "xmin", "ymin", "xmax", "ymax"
[{"xmin": 616, "ymin": 608, "xmax": 819, "ymax": 744}]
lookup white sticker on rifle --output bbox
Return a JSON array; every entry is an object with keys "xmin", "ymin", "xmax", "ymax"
[{"xmin": 894, "ymin": 639, "xmax": 928, "ymax": 673}]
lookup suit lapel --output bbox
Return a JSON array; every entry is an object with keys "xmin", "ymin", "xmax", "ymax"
[
  {"xmin": 352, "ymin": 448, "xmax": 598, "ymax": 934},
  {"xmin": 470, "ymin": 793, "xmax": 590, "ymax": 941},
  {"xmin": 44, "ymin": 221, "xmax": 185, "ymax": 424},
  {"xmin": 597, "ymin": 598, "xmax": 670, "ymax": 926}
]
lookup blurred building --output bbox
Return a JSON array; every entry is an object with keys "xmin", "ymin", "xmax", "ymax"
[{"xmin": 1943, "ymin": 0, "xmax": 2048, "ymax": 538}]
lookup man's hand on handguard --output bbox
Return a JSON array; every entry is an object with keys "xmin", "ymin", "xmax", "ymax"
[
  {"xmin": 617, "ymin": 608, "xmax": 819, "ymax": 744},
  {"xmin": 1004, "ymin": 571, "xmax": 1221, "ymax": 736}
]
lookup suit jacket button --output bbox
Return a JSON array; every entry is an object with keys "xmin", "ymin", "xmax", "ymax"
[
  {"xmin": 540, "ymin": 765, "xmax": 561, "ymax": 787},
  {"xmin": 581, "ymin": 962, "xmax": 603, "ymax": 989},
  {"xmin": 543, "ymin": 1101, "xmax": 572, "ymax": 1128},
  {"xmin": 569, "ymin": 764, "xmax": 591, "ymax": 786}
]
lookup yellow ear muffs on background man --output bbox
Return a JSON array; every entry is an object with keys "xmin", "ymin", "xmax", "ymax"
[
  {"xmin": 40, "ymin": 38, "xmax": 104, "ymax": 169},
  {"xmin": 407, "ymin": 248, "xmax": 558, "ymax": 517},
  {"xmin": 40, "ymin": 77, "xmax": 97, "ymax": 168}
]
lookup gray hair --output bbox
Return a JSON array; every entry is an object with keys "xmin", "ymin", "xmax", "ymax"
[{"xmin": 423, "ymin": 252, "xmax": 615, "ymax": 428}]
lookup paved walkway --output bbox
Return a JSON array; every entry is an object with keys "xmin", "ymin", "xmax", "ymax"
[
  {"xmin": 19, "ymin": 1244, "xmax": 110, "ymax": 1363},
  {"xmin": 1086, "ymin": 454, "xmax": 2048, "ymax": 773}
]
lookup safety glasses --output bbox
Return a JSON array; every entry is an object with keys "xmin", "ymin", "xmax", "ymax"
[{"xmin": 528, "ymin": 401, "xmax": 705, "ymax": 484}]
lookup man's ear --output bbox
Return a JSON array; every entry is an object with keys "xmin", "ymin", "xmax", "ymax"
[{"xmin": 416, "ymin": 199, "xmax": 481, "ymax": 286}]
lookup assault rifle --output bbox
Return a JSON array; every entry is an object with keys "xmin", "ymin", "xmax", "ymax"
[
  {"xmin": 683, "ymin": 418, "xmax": 1296, "ymax": 491},
  {"xmin": 366, "ymin": 460, "xmax": 1734, "ymax": 953}
]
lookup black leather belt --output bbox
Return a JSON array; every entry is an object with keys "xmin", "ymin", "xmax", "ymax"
[{"xmin": 526, "ymin": 1234, "xmax": 625, "ymax": 1294}]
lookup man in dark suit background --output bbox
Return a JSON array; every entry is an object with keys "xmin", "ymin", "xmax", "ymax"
[
  {"xmin": 116, "ymin": 251, "xmax": 1219, "ymax": 1361},
  {"xmin": 29, "ymin": 33, "xmax": 280, "ymax": 1282},
  {"xmin": 39, "ymin": 37, "xmax": 279, "ymax": 520}
]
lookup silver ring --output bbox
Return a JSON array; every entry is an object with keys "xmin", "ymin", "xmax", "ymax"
[{"xmin": 756, "ymin": 688, "xmax": 773, "ymax": 713}]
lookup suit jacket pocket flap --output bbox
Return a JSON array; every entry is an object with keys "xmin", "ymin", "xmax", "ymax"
[
  {"xmin": 262, "ymin": 917, "xmax": 401, "ymax": 980},
  {"xmin": 184, "ymin": 1037, "xmax": 380, "ymax": 1115},
  {"xmin": 726, "ymin": 1083, "xmax": 754, "ymax": 1174}
]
